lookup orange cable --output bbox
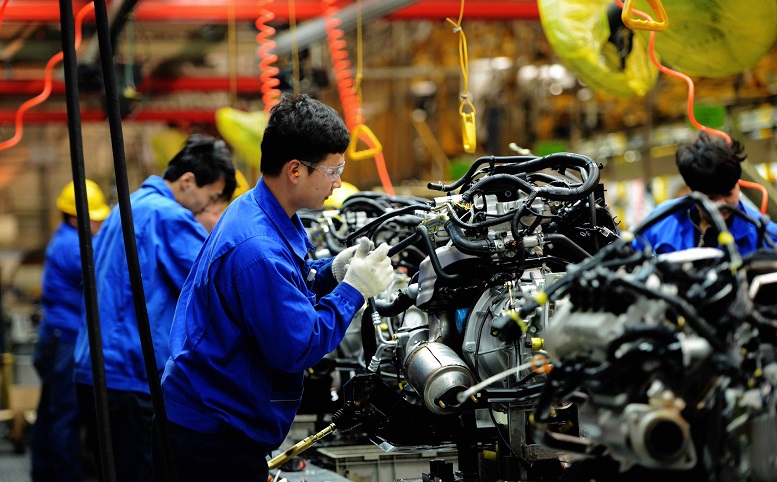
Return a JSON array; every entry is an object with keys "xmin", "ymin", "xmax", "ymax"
[
  {"xmin": 322, "ymin": 0, "xmax": 359, "ymax": 130},
  {"xmin": 322, "ymin": 0, "xmax": 394, "ymax": 195},
  {"xmin": 618, "ymin": 1, "xmax": 766, "ymax": 213},
  {"xmin": 737, "ymin": 179, "xmax": 768, "ymax": 215},
  {"xmin": 615, "ymin": 0, "xmax": 731, "ymax": 145},
  {"xmin": 256, "ymin": 0, "xmax": 281, "ymax": 114},
  {"xmin": 0, "ymin": 0, "xmax": 10, "ymax": 33},
  {"xmin": 0, "ymin": 2, "xmax": 94, "ymax": 153}
]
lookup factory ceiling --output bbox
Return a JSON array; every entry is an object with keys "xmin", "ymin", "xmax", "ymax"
[{"xmin": 0, "ymin": 0, "xmax": 540, "ymax": 123}]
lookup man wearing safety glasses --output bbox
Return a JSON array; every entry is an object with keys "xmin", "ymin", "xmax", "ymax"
[{"xmin": 158, "ymin": 93, "xmax": 393, "ymax": 481}]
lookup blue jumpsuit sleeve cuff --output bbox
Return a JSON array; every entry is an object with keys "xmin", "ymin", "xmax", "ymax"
[{"xmin": 333, "ymin": 281, "xmax": 365, "ymax": 307}]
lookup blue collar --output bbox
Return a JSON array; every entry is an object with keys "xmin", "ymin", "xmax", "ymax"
[
  {"xmin": 253, "ymin": 178, "xmax": 313, "ymax": 260},
  {"xmin": 140, "ymin": 175, "xmax": 176, "ymax": 202}
]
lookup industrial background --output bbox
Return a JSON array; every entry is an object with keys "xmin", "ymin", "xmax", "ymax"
[{"xmin": 1, "ymin": 1, "xmax": 777, "ymax": 481}]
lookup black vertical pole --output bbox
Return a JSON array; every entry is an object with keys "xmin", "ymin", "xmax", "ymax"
[
  {"xmin": 57, "ymin": 1, "xmax": 117, "ymax": 481},
  {"xmin": 91, "ymin": 0, "xmax": 179, "ymax": 480}
]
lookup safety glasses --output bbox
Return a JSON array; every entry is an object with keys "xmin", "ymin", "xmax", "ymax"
[{"xmin": 300, "ymin": 160, "xmax": 345, "ymax": 181}]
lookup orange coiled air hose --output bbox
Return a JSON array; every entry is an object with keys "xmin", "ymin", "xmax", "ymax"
[
  {"xmin": 0, "ymin": 0, "xmax": 10, "ymax": 33},
  {"xmin": 256, "ymin": 0, "xmax": 281, "ymax": 114},
  {"xmin": 0, "ymin": 2, "xmax": 94, "ymax": 152},
  {"xmin": 322, "ymin": 0, "xmax": 394, "ymax": 195},
  {"xmin": 322, "ymin": 0, "xmax": 360, "ymax": 131}
]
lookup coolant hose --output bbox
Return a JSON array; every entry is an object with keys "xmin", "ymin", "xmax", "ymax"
[
  {"xmin": 444, "ymin": 220, "xmax": 495, "ymax": 256},
  {"xmin": 373, "ymin": 285, "xmax": 419, "ymax": 317}
]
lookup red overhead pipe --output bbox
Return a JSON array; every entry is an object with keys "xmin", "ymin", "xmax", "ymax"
[
  {"xmin": 0, "ymin": 109, "xmax": 221, "ymax": 123},
  {"xmin": 0, "ymin": 76, "xmax": 264, "ymax": 96},
  {"xmin": 3, "ymin": 0, "xmax": 540, "ymax": 22}
]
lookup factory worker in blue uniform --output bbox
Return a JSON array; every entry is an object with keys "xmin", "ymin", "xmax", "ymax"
[
  {"xmin": 30, "ymin": 180, "xmax": 110, "ymax": 482},
  {"xmin": 159, "ymin": 94, "xmax": 395, "ymax": 482},
  {"xmin": 633, "ymin": 133, "xmax": 777, "ymax": 255},
  {"xmin": 72, "ymin": 134, "xmax": 236, "ymax": 482}
]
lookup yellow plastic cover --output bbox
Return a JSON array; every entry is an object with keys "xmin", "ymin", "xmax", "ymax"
[
  {"xmin": 538, "ymin": 0, "xmax": 658, "ymax": 98},
  {"xmin": 635, "ymin": 0, "xmax": 777, "ymax": 77},
  {"xmin": 215, "ymin": 107, "xmax": 268, "ymax": 167}
]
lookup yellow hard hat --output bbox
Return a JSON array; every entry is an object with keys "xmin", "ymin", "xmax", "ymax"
[
  {"xmin": 56, "ymin": 179, "xmax": 111, "ymax": 221},
  {"xmin": 324, "ymin": 181, "xmax": 360, "ymax": 209},
  {"xmin": 231, "ymin": 169, "xmax": 251, "ymax": 202}
]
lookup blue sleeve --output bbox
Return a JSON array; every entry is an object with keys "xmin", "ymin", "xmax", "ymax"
[
  {"xmin": 231, "ymin": 251, "xmax": 362, "ymax": 373},
  {"xmin": 307, "ymin": 257, "xmax": 337, "ymax": 297},
  {"xmin": 157, "ymin": 213, "xmax": 208, "ymax": 289},
  {"xmin": 764, "ymin": 220, "xmax": 777, "ymax": 246}
]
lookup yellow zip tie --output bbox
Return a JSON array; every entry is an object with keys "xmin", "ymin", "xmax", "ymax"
[
  {"xmin": 534, "ymin": 291, "xmax": 548, "ymax": 305},
  {"xmin": 446, "ymin": 0, "xmax": 476, "ymax": 153},
  {"xmin": 718, "ymin": 231, "xmax": 734, "ymax": 246},
  {"xmin": 621, "ymin": 0, "xmax": 668, "ymax": 32}
]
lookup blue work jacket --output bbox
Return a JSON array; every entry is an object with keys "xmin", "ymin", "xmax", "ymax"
[
  {"xmin": 161, "ymin": 178, "xmax": 364, "ymax": 450},
  {"xmin": 40, "ymin": 222, "xmax": 84, "ymax": 340},
  {"xmin": 633, "ymin": 197, "xmax": 777, "ymax": 255},
  {"xmin": 73, "ymin": 175, "xmax": 209, "ymax": 394}
]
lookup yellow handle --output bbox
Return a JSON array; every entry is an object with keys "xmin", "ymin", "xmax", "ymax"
[
  {"xmin": 347, "ymin": 124, "xmax": 383, "ymax": 161},
  {"xmin": 461, "ymin": 111, "xmax": 476, "ymax": 153},
  {"xmin": 621, "ymin": 0, "xmax": 668, "ymax": 32}
]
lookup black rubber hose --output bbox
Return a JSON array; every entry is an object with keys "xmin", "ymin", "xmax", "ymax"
[
  {"xmin": 428, "ymin": 155, "xmax": 538, "ymax": 192},
  {"xmin": 460, "ymin": 158, "xmax": 599, "ymax": 204},
  {"xmin": 460, "ymin": 173, "xmax": 536, "ymax": 204},
  {"xmin": 387, "ymin": 230, "xmax": 422, "ymax": 258},
  {"xmin": 544, "ymin": 234, "xmax": 593, "ymax": 261},
  {"xmin": 58, "ymin": 1, "xmax": 116, "ymax": 479},
  {"xmin": 386, "ymin": 226, "xmax": 474, "ymax": 286},
  {"xmin": 92, "ymin": 1, "xmax": 178, "ymax": 480},
  {"xmin": 340, "ymin": 197, "xmax": 392, "ymax": 217},
  {"xmin": 444, "ymin": 221, "xmax": 494, "ymax": 257},
  {"xmin": 373, "ymin": 285, "xmax": 419, "ymax": 317},
  {"xmin": 360, "ymin": 303, "xmax": 378, "ymax": 369},
  {"xmin": 347, "ymin": 204, "xmax": 430, "ymax": 245}
]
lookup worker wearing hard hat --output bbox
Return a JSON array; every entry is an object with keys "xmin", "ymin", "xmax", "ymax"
[
  {"xmin": 72, "ymin": 134, "xmax": 236, "ymax": 482},
  {"xmin": 30, "ymin": 179, "xmax": 110, "ymax": 482}
]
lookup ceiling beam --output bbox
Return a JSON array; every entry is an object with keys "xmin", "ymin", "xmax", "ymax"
[
  {"xmin": 0, "ymin": 109, "xmax": 220, "ymax": 123},
  {"xmin": 2, "ymin": 1, "xmax": 539, "ymax": 22},
  {"xmin": 0, "ymin": 76, "xmax": 264, "ymax": 95}
]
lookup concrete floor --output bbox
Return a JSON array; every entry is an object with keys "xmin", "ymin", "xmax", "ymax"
[{"xmin": 0, "ymin": 432, "xmax": 30, "ymax": 482}]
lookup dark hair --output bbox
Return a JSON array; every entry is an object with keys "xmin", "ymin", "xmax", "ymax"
[
  {"xmin": 260, "ymin": 93, "xmax": 350, "ymax": 176},
  {"xmin": 676, "ymin": 132, "xmax": 746, "ymax": 196},
  {"xmin": 163, "ymin": 134, "xmax": 237, "ymax": 199}
]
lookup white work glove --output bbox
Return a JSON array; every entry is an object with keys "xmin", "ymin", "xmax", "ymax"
[
  {"xmin": 331, "ymin": 237, "xmax": 374, "ymax": 282},
  {"xmin": 342, "ymin": 240, "xmax": 393, "ymax": 299}
]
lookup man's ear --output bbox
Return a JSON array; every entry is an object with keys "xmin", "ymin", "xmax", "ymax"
[
  {"xmin": 179, "ymin": 172, "xmax": 195, "ymax": 190},
  {"xmin": 287, "ymin": 161, "xmax": 301, "ymax": 182}
]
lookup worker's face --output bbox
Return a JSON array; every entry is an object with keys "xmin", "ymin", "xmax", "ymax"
[
  {"xmin": 195, "ymin": 198, "xmax": 227, "ymax": 233},
  {"xmin": 298, "ymin": 154, "xmax": 344, "ymax": 210},
  {"xmin": 179, "ymin": 174, "xmax": 226, "ymax": 215},
  {"xmin": 90, "ymin": 219, "xmax": 103, "ymax": 236},
  {"xmin": 707, "ymin": 184, "xmax": 740, "ymax": 220}
]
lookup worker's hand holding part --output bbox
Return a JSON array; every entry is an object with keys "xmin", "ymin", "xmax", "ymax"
[
  {"xmin": 342, "ymin": 239, "xmax": 393, "ymax": 299},
  {"xmin": 332, "ymin": 237, "xmax": 374, "ymax": 282}
]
